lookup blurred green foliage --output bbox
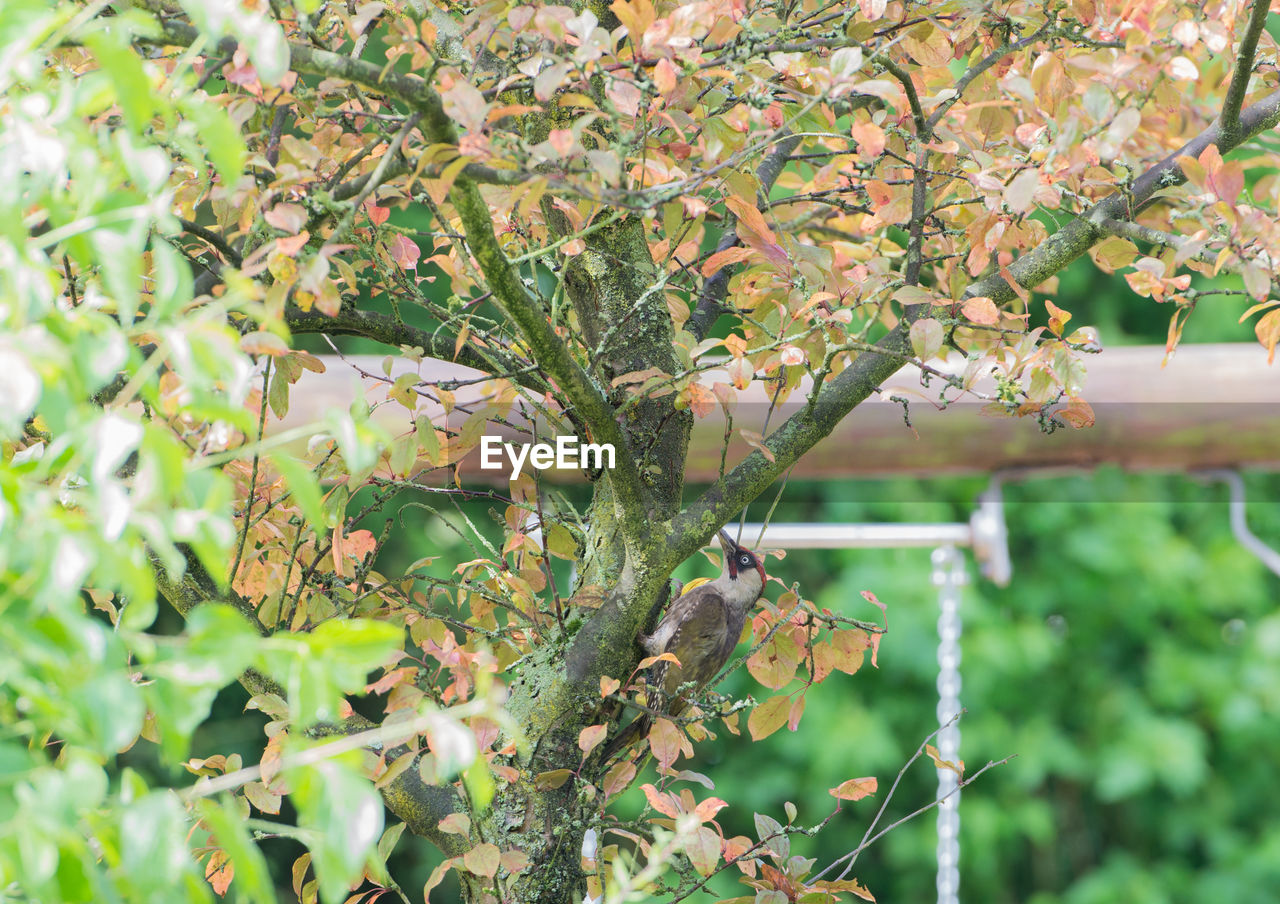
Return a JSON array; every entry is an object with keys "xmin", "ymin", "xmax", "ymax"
[{"xmin": 679, "ymin": 471, "xmax": 1280, "ymax": 903}]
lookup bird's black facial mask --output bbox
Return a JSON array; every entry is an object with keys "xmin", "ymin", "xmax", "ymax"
[{"xmin": 719, "ymin": 529, "xmax": 766, "ymax": 584}]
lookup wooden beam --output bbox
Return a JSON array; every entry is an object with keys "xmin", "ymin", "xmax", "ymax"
[{"xmin": 276, "ymin": 344, "xmax": 1280, "ymax": 481}]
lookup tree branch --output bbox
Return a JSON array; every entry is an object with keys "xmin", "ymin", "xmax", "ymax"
[
  {"xmin": 1095, "ymin": 217, "xmax": 1217, "ymax": 265},
  {"xmin": 667, "ymin": 322, "xmax": 914, "ymax": 564},
  {"xmin": 145, "ymin": 12, "xmax": 650, "ymax": 529},
  {"xmin": 1219, "ymin": 0, "xmax": 1271, "ymax": 146},
  {"xmin": 966, "ymin": 87, "xmax": 1280, "ymax": 305},
  {"xmin": 673, "ymin": 87, "xmax": 1280, "ymax": 562},
  {"xmin": 178, "ymin": 218, "xmax": 243, "ymax": 267},
  {"xmin": 330, "ymin": 154, "xmax": 536, "ymax": 205},
  {"xmin": 410, "ymin": 90, "xmax": 651, "ymax": 534},
  {"xmin": 688, "ymin": 132, "xmax": 803, "ymax": 341},
  {"xmin": 284, "ymin": 301, "xmax": 547, "ymax": 391}
]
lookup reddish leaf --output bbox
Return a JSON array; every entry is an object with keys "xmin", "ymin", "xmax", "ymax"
[
  {"xmin": 814, "ymin": 878, "xmax": 877, "ymax": 901},
  {"xmin": 648, "ymin": 717, "xmax": 682, "ymax": 770},
  {"xmin": 205, "ymin": 850, "xmax": 233, "ymax": 896},
  {"xmin": 640, "ymin": 782, "xmax": 681, "ymax": 818},
  {"xmin": 240, "ymin": 331, "xmax": 290, "ymax": 357},
  {"xmin": 264, "ymin": 202, "xmax": 307, "ymax": 233},
  {"xmin": 389, "ymin": 233, "xmax": 420, "ymax": 269},
  {"xmin": 685, "ymin": 382, "xmax": 716, "ymax": 418},
  {"xmin": 423, "ymin": 858, "xmax": 459, "ymax": 901},
  {"xmin": 345, "ymin": 529, "xmax": 377, "ymax": 560},
  {"xmin": 276, "ymin": 231, "xmax": 309, "ymax": 255},
  {"xmin": 739, "ymin": 429, "xmax": 776, "ymax": 463},
  {"xmin": 693, "ymin": 796, "xmax": 729, "ymax": 822},
  {"xmin": 638, "ymin": 652, "xmax": 681, "ymax": 670},
  {"xmin": 684, "ymin": 825, "xmax": 722, "ymax": 876},
  {"xmin": 437, "ymin": 812, "xmax": 471, "ymax": 836},
  {"xmin": 701, "ymin": 246, "xmax": 753, "ymax": 277},
  {"xmin": 850, "ymin": 120, "xmax": 886, "ymax": 157},
  {"xmin": 787, "ymin": 695, "xmax": 806, "ymax": 731},
  {"xmin": 811, "ymin": 641, "xmax": 838, "ymax": 683},
  {"xmin": 830, "ymin": 629, "xmax": 868, "ymax": 674},
  {"xmin": 829, "ymin": 776, "xmax": 878, "ymax": 801},
  {"xmin": 909, "ymin": 318, "xmax": 944, "ymax": 360},
  {"xmin": 1044, "ymin": 300, "xmax": 1072, "ymax": 336},
  {"xmin": 578, "ymin": 724, "xmax": 607, "ymax": 755},
  {"xmin": 602, "ymin": 760, "xmax": 636, "ymax": 800},
  {"xmin": 463, "ymin": 843, "xmax": 500, "ymax": 879},
  {"xmin": 1057, "ymin": 398, "xmax": 1095, "ymax": 429},
  {"xmin": 961, "ymin": 296, "xmax": 1000, "ymax": 325},
  {"xmin": 746, "ymin": 632, "xmax": 800, "ymax": 690},
  {"xmin": 500, "ymin": 849, "xmax": 530, "ymax": 874}
]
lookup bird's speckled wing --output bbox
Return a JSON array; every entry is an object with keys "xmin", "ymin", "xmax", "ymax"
[{"xmin": 651, "ymin": 584, "xmax": 729, "ymax": 713}]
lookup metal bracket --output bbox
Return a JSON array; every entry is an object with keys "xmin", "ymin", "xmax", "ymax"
[{"xmin": 1194, "ymin": 470, "xmax": 1280, "ymax": 578}]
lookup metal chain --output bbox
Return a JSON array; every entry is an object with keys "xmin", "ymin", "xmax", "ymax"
[{"xmin": 931, "ymin": 545, "xmax": 967, "ymax": 904}]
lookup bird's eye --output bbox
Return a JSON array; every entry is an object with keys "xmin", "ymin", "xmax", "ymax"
[{"xmin": 739, "ymin": 554, "xmax": 751, "ymax": 566}]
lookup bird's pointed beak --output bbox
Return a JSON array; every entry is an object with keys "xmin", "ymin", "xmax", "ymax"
[{"xmin": 718, "ymin": 529, "xmax": 739, "ymax": 578}]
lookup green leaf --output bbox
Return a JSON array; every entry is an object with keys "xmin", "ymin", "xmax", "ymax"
[
  {"xmin": 196, "ymin": 797, "xmax": 275, "ymax": 904},
  {"xmin": 462, "ymin": 757, "xmax": 495, "ymax": 811},
  {"xmin": 534, "ymin": 769, "xmax": 573, "ymax": 790},
  {"xmin": 256, "ymin": 618, "xmax": 398, "ymax": 726},
  {"xmin": 303, "ymin": 619, "xmax": 401, "ymax": 689},
  {"xmin": 909, "ymin": 318, "xmax": 945, "ymax": 361},
  {"xmin": 753, "ymin": 812, "xmax": 788, "ymax": 860},
  {"xmin": 268, "ymin": 364, "xmax": 291, "ymax": 419},
  {"xmin": 416, "ymin": 415, "xmax": 440, "ymax": 464},
  {"xmin": 83, "ymin": 26, "xmax": 156, "ymax": 134},
  {"xmin": 288, "ymin": 759, "xmax": 384, "ymax": 904},
  {"xmin": 546, "ymin": 522, "xmax": 578, "ymax": 560},
  {"xmin": 180, "ymin": 97, "xmax": 247, "ymax": 187},
  {"xmin": 325, "ymin": 409, "xmax": 383, "ymax": 483},
  {"xmin": 269, "ymin": 451, "xmax": 327, "ymax": 532},
  {"xmin": 388, "ymin": 432, "xmax": 417, "ymax": 478}
]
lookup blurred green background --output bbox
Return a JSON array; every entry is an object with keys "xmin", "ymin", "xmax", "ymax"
[{"xmin": 191, "ymin": 252, "xmax": 1280, "ymax": 902}]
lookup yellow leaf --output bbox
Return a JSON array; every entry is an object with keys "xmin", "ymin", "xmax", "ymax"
[
  {"xmin": 534, "ymin": 769, "xmax": 573, "ymax": 791},
  {"xmin": 747, "ymin": 695, "xmax": 790, "ymax": 741},
  {"xmin": 1255, "ymin": 308, "xmax": 1280, "ymax": 364},
  {"xmin": 240, "ymin": 332, "xmax": 289, "ymax": 357},
  {"xmin": 925, "ymin": 744, "xmax": 965, "ymax": 776}
]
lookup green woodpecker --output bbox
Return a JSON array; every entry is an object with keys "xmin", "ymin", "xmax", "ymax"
[{"xmin": 603, "ymin": 529, "xmax": 767, "ymax": 760}]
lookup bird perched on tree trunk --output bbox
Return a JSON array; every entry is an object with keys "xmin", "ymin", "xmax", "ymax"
[{"xmin": 602, "ymin": 528, "xmax": 767, "ymax": 760}]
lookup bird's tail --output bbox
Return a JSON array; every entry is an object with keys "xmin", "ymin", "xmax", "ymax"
[{"xmin": 600, "ymin": 715, "xmax": 650, "ymax": 762}]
